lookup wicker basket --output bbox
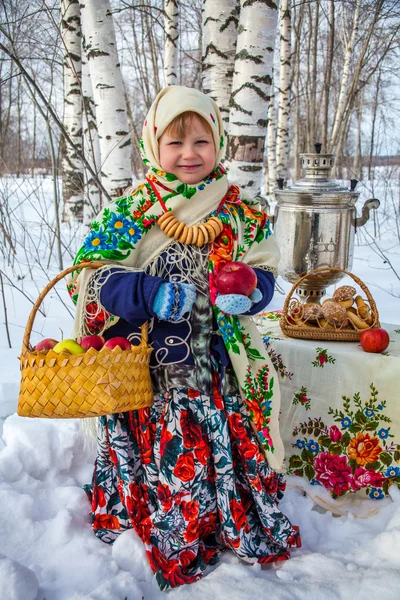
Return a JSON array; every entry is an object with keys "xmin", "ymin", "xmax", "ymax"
[
  {"xmin": 280, "ymin": 268, "xmax": 381, "ymax": 342},
  {"xmin": 18, "ymin": 262, "xmax": 153, "ymax": 418}
]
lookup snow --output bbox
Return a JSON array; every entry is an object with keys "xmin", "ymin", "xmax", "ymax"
[{"xmin": 0, "ymin": 173, "xmax": 400, "ymax": 599}]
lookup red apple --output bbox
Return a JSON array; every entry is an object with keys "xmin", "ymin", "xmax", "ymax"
[
  {"xmin": 216, "ymin": 262, "xmax": 257, "ymax": 296},
  {"xmin": 359, "ymin": 328, "xmax": 390, "ymax": 353},
  {"xmin": 77, "ymin": 334, "xmax": 105, "ymax": 351},
  {"xmin": 34, "ymin": 338, "xmax": 58, "ymax": 352},
  {"xmin": 103, "ymin": 336, "xmax": 132, "ymax": 350}
]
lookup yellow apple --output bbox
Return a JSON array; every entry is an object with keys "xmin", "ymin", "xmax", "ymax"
[{"xmin": 53, "ymin": 339, "xmax": 85, "ymax": 354}]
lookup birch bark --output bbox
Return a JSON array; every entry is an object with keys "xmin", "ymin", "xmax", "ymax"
[
  {"xmin": 202, "ymin": 0, "xmax": 239, "ymax": 129},
  {"xmin": 81, "ymin": 48, "xmax": 102, "ymax": 225},
  {"xmin": 164, "ymin": 0, "xmax": 179, "ymax": 86},
  {"xmin": 81, "ymin": 0, "xmax": 132, "ymax": 198},
  {"xmin": 328, "ymin": 0, "xmax": 360, "ymax": 153},
  {"xmin": 321, "ymin": 0, "xmax": 334, "ymax": 152},
  {"xmin": 275, "ymin": 0, "xmax": 291, "ymax": 182},
  {"xmin": 61, "ymin": 0, "xmax": 84, "ymax": 223},
  {"xmin": 266, "ymin": 91, "xmax": 276, "ymax": 196},
  {"xmin": 226, "ymin": 0, "xmax": 278, "ymax": 194}
]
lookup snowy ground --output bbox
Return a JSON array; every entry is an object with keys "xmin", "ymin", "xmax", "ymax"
[{"xmin": 0, "ymin": 174, "xmax": 399, "ymax": 600}]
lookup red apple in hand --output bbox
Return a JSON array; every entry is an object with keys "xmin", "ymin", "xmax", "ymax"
[
  {"xmin": 103, "ymin": 336, "xmax": 132, "ymax": 350},
  {"xmin": 34, "ymin": 338, "xmax": 58, "ymax": 352},
  {"xmin": 77, "ymin": 334, "xmax": 105, "ymax": 351},
  {"xmin": 216, "ymin": 262, "xmax": 257, "ymax": 296},
  {"xmin": 360, "ymin": 328, "xmax": 390, "ymax": 353}
]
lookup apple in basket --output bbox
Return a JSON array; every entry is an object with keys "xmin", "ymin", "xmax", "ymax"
[
  {"xmin": 77, "ymin": 334, "xmax": 105, "ymax": 351},
  {"xmin": 216, "ymin": 262, "xmax": 257, "ymax": 296},
  {"xmin": 53, "ymin": 339, "xmax": 86, "ymax": 354},
  {"xmin": 103, "ymin": 336, "xmax": 132, "ymax": 350},
  {"xmin": 34, "ymin": 338, "xmax": 58, "ymax": 352},
  {"xmin": 360, "ymin": 328, "xmax": 390, "ymax": 353}
]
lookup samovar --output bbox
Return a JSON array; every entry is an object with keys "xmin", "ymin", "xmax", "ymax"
[{"xmin": 267, "ymin": 147, "xmax": 379, "ymax": 302}]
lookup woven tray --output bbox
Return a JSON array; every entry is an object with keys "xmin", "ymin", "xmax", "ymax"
[
  {"xmin": 280, "ymin": 268, "xmax": 381, "ymax": 342},
  {"xmin": 18, "ymin": 262, "xmax": 153, "ymax": 418}
]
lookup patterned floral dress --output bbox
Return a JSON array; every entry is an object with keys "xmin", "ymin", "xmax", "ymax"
[{"xmin": 84, "ymin": 243, "xmax": 301, "ymax": 591}]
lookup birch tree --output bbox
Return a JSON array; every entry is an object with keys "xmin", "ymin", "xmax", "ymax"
[
  {"xmin": 226, "ymin": 0, "xmax": 278, "ymax": 194},
  {"xmin": 275, "ymin": 0, "xmax": 291, "ymax": 182},
  {"xmin": 328, "ymin": 0, "xmax": 360, "ymax": 153},
  {"xmin": 164, "ymin": 0, "xmax": 179, "ymax": 85},
  {"xmin": 266, "ymin": 91, "xmax": 276, "ymax": 196},
  {"xmin": 81, "ymin": 0, "xmax": 132, "ymax": 198},
  {"xmin": 321, "ymin": 0, "xmax": 334, "ymax": 153},
  {"xmin": 61, "ymin": 0, "xmax": 84, "ymax": 223},
  {"xmin": 202, "ymin": 0, "xmax": 239, "ymax": 129},
  {"xmin": 81, "ymin": 51, "xmax": 102, "ymax": 225}
]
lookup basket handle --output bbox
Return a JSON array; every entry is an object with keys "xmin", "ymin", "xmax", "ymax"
[
  {"xmin": 22, "ymin": 261, "xmax": 148, "ymax": 354},
  {"xmin": 281, "ymin": 267, "xmax": 379, "ymax": 322}
]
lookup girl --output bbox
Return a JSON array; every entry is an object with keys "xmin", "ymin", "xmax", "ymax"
[{"xmin": 69, "ymin": 86, "xmax": 300, "ymax": 591}]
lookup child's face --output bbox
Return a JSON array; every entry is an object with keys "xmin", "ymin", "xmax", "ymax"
[{"xmin": 158, "ymin": 115, "xmax": 216, "ymax": 184}]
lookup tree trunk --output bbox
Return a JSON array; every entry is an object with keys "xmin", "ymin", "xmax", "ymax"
[
  {"xmin": 304, "ymin": 2, "xmax": 312, "ymax": 151},
  {"xmin": 226, "ymin": 0, "xmax": 278, "ymax": 195},
  {"xmin": 275, "ymin": 0, "xmax": 291, "ymax": 182},
  {"xmin": 81, "ymin": 45, "xmax": 102, "ymax": 225},
  {"xmin": 309, "ymin": 0, "xmax": 319, "ymax": 147},
  {"xmin": 321, "ymin": 0, "xmax": 334, "ymax": 153},
  {"xmin": 164, "ymin": 0, "xmax": 179, "ymax": 86},
  {"xmin": 61, "ymin": 0, "xmax": 84, "ymax": 223},
  {"xmin": 368, "ymin": 68, "xmax": 382, "ymax": 181},
  {"xmin": 81, "ymin": 0, "xmax": 132, "ymax": 198},
  {"xmin": 292, "ymin": 0, "xmax": 304, "ymax": 180},
  {"xmin": 201, "ymin": 0, "xmax": 239, "ymax": 129},
  {"xmin": 266, "ymin": 91, "xmax": 276, "ymax": 196},
  {"xmin": 328, "ymin": 0, "xmax": 360, "ymax": 153},
  {"xmin": 353, "ymin": 90, "xmax": 363, "ymax": 180},
  {"xmin": 16, "ymin": 75, "xmax": 22, "ymax": 177}
]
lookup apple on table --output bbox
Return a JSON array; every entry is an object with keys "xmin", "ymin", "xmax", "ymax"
[
  {"xmin": 216, "ymin": 261, "xmax": 257, "ymax": 296},
  {"xmin": 359, "ymin": 328, "xmax": 390, "ymax": 353}
]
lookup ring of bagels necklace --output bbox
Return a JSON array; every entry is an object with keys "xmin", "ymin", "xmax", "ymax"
[{"xmin": 146, "ymin": 177, "xmax": 223, "ymax": 247}]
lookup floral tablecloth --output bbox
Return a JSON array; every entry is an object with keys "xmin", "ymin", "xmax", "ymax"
[{"xmin": 256, "ymin": 313, "xmax": 400, "ymax": 517}]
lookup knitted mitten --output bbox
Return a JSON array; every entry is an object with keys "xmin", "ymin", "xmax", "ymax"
[
  {"xmin": 249, "ymin": 288, "xmax": 262, "ymax": 303},
  {"xmin": 153, "ymin": 282, "xmax": 197, "ymax": 322},
  {"xmin": 215, "ymin": 293, "xmax": 253, "ymax": 315}
]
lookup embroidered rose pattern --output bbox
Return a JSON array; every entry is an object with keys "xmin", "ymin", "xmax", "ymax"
[
  {"xmin": 288, "ymin": 384, "xmax": 400, "ymax": 499},
  {"xmin": 312, "ymin": 347, "xmax": 335, "ymax": 368},
  {"xmin": 292, "ymin": 386, "xmax": 311, "ymax": 411}
]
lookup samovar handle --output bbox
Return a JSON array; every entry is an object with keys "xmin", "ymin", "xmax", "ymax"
[{"xmin": 352, "ymin": 198, "xmax": 380, "ymax": 229}]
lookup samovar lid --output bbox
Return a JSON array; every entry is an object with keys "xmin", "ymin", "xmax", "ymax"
[{"xmin": 275, "ymin": 146, "xmax": 359, "ymax": 199}]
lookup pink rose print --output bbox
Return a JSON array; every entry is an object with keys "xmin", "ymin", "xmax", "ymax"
[
  {"xmin": 329, "ymin": 425, "xmax": 342, "ymax": 442},
  {"xmin": 313, "ymin": 452, "xmax": 353, "ymax": 495},
  {"xmin": 351, "ymin": 468, "xmax": 385, "ymax": 491}
]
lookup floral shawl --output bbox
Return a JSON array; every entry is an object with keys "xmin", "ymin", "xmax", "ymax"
[{"xmin": 68, "ymin": 86, "xmax": 284, "ymax": 471}]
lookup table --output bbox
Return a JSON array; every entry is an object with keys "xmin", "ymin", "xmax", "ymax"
[{"xmin": 256, "ymin": 313, "xmax": 400, "ymax": 517}]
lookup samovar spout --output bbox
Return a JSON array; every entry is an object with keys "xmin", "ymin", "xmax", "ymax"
[{"xmin": 352, "ymin": 198, "xmax": 380, "ymax": 229}]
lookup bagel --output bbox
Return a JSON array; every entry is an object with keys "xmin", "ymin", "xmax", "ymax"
[
  {"xmin": 174, "ymin": 221, "xmax": 186, "ymax": 240},
  {"xmin": 157, "ymin": 211, "xmax": 175, "ymax": 226},
  {"xmin": 355, "ymin": 295, "xmax": 373, "ymax": 325},
  {"xmin": 346, "ymin": 309, "xmax": 370, "ymax": 330},
  {"xmin": 339, "ymin": 298, "xmax": 354, "ymax": 309},
  {"xmin": 190, "ymin": 225, "xmax": 199, "ymax": 245},
  {"xmin": 196, "ymin": 227, "xmax": 205, "ymax": 247}
]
